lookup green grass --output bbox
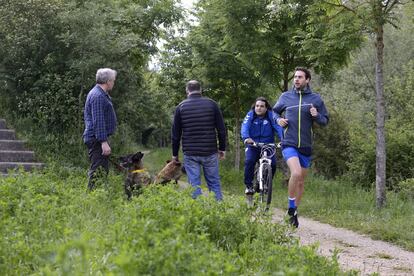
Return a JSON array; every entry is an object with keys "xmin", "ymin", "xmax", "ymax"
[
  {"xmin": 130, "ymin": 147, "xmax": 414, "ymax": 252},
  {"xmin": 3, "ymin": 146, "xmax": 411, "ymax": 274},
  {"xmin": 0, "ymin": 164, "xmax": 349, "ymax": 275}
]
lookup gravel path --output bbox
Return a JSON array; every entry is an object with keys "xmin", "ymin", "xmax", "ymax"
[{"xmin": 271, "ymin": 208, "xmax": 414, "ymax": 275}]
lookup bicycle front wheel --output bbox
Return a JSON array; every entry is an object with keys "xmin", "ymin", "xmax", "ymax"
[{"xmin": 261, "ymin": 164, "xmax": 273, "ymax": 207}]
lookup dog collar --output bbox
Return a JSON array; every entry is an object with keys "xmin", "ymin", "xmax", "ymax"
[{"xmin": 131, "ymin": 168, "xmax": 147, "ymax": 174}]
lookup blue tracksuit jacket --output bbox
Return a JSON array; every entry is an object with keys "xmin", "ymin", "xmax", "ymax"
[{"xmin": 241, "ymin": 110, "xmax": 283, "ymax": 143}]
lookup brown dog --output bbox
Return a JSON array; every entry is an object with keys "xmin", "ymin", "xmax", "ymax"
[
  {"xmin": 154, "ymin": 159, "xmax": 184, "ymax": 184},
  {"xmin": 119, "ymin": 151, "xmax": 152, "ymax": 199}
]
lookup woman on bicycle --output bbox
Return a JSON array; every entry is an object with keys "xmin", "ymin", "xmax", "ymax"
[{"xmin": 241, "ymin": 97, "xmax": 283, "ymax": 200}]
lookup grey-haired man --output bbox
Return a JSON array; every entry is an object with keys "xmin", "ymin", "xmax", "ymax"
[{"xmin": 83, "ymin": 68, "xmax": 117, "ymax": 190}]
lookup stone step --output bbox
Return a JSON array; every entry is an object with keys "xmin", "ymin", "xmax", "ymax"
[
  {"xmin": 1, "ymin": 172, "xmax": 18, "ymax": 177},
  {"xmin": 0, "ymin": 140, "xmax": 27, "ymax": 151},
  {"xmin": 0, "ymin": 119, "xmax": 6, "ymax": 129},
  {"xmin": 0, "ymin": 150, "xmax": 36, "ymax": 162},
  {"xmin": 0, "ymin": 129, "xmax": 15, "ymax": 140},
  {"xmin": 0, "ymin": 162, "xmax": 44, "ymax": 173}
]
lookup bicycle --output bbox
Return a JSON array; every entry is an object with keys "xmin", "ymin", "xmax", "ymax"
[{"xmin": 247, "ymin": 142, "xmax": 279, "ymax": 210}]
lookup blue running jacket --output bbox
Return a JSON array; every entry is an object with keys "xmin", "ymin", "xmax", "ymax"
[{"xmin": 272, "ymin": 86, "xmax": 329, "ymax": 149}]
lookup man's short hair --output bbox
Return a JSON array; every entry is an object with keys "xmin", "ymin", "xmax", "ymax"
[
  {"xmin": 186, "ymin": 80, "xmax": 201, "ymax": 93},
  {"xmin": 96, "ymin": 68, "xmax": 117, "ymax": 84},
  {"xmin": 295, "ymin": 67, "xmax": 311, "ymax": 80}
]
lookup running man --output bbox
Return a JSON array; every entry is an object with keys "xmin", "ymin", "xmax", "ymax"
[{"xmin": 273, "ymin": 67, "xmax": 329, "ymax": 227}]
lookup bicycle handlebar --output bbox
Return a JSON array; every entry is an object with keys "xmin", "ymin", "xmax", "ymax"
[
  {"xmin": 250, "ymin": 142, "xmax": 281, "ymax": 148},
  {"xmin": 245, "ymin": 142, "xmax": 280, "ymax": 158}
]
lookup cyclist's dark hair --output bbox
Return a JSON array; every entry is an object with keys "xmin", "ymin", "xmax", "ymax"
[
  {"xmin": 251, "ymin": 97, "xmax": 271, "ymax": 110},
  {"xmin": 295, "ymin": 66, "xmax": 311, "ymax": 80}
]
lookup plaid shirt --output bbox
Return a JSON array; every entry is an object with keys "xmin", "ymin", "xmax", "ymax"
[{"xmin": 83, "ymin": 85, "xmax": 117, "ymax": 143}]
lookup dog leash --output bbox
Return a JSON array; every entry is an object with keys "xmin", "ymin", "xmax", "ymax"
[{"xmin": 108, "ymin": 155, "xmax": 124, "ymax": 172}]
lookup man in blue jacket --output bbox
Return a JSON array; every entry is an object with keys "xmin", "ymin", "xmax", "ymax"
[
  {"xmin": 273, "ymin": 67, "xmax": 329, "ymax": 227},
  {"xmin": 83, "ymin": 68, "xmax": 118, "ymax": 190},
  {"xmin": 171, "ymin": 80, "xmax": 227, "ymax": 200},
  {"xmin": 241, "ymin": 97, "xmax": 283, "ymax": 204}
]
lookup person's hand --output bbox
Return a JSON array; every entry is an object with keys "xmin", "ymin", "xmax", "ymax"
[
  {"xmin": 101, "ymin": 141, "xmax": 111, "ymax": 156},
  {"xmin": 310, "ymin": 104, "xmax": 318, "ymax": 117},
  {"xmin": 244, "ymin": 138, "xmax": 254, "ymax": 145},
  {"xmin": 218, "ymin": 150, "xmax": 226, "ymax": 160},
  {"xmin": 277, "ymin": 118, "xmax": 288, "ymax": 127}
]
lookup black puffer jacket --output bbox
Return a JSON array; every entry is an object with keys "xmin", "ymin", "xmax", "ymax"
[{"xmin": 172, "ymin": 93, "xmax": 226, "ymax": 156}]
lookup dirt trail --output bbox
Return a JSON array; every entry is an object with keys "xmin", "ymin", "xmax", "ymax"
[{"xmin": 271, "ymin": 208, "xmax": 414, "ymax": 275}]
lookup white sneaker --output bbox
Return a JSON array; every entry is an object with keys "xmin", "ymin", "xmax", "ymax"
[{"xmin": 245, "ymin": 187, "xmax": 254, "ymax": 195}]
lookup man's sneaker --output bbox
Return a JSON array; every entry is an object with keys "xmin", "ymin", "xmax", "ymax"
[
  {"xmin": 287, "ymin": 207, "xmax": 299, "ymax": 228},
  {"xmin": 245, "ymin": 187, "xmax": 254, "ymax": 195}
]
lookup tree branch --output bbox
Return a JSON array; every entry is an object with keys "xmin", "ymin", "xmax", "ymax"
[{"xmin": 384, "ymin": 0, "xmax": 401, "ymax": 14}]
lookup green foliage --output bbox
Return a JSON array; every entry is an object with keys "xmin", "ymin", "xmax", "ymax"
[
  {"xmin": 301, "ymin": 1, "xmax": 364, "ymax": 78},
  {"xmin": 0, "ymin": 0, "xmax": 182, "ymax": 164},
  {"xmin": 344, "ymin": 125, "xmax": 377, "ymax": 189},
  {"xmin": 154, "ymin": 0, "xmax": 365, "ymax": 171},
  {"xmin": 338, "ymin": 119, "xmax": 414, "ymax": 190},
  {"xmin": 0, "ymin": 166, "xmax": 344, "ymax": 275},
  {"xmin": 316, "ymin": 4, "xmax": 414, "ymax": 187},
  {"xmin": 385, "ymin": 127, "xmax": 414, "ymax": 189},
  {"xmin": 397, "ymin": 178, "xmax": 414, "ymax": 201},
  {"xmin": 313, "ymin": 107, "xmax": 351, "ymax": 178}
]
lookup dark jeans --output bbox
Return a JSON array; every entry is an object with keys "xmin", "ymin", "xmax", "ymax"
[
  {"xmin": 85, "ymin": 139, "xmax": 109, "ymax": 190},
  {"xmin": 244, "ymin": 145, "xmax": 276, "ymax": 189}
]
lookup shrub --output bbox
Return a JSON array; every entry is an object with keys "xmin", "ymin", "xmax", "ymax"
[
  {"xmin": 397, "ymin": 178, "xmax": 414, "ymax": 201},
  {"xmin": 313, "ymin": 108, "xmax": 351, "ymax": 179}
]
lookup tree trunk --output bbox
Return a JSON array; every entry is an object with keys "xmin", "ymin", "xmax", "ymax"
[
  {"xmin": 375, "ymin": 19, "xmax": 386, "ymax": 208},
  {"xmin": 233, "ymin": 81, "xmax": 241, "ymax": 171}
]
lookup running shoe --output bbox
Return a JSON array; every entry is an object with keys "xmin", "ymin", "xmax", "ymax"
[{"xmin": 288, "ymin": 207, "xmax": 299, "ymax": 228}]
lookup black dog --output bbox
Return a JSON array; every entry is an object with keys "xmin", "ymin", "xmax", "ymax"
[{"xmin": 118, "ymin": 151, "xmax": 152, "ymax": 199}]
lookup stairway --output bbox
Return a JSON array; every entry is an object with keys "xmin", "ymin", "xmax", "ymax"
[{"xmin": 0, "ymin": 119, "xmax": 44, "ymax": 175}]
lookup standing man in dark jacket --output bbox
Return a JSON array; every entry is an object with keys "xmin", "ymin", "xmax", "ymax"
[
  {"xmin": 83, "ymin": 68, "xmax": 117, "ymax": 190},
  {"xmin": 171, "ymin": 80, "xmax": 227, "ymax": 200},
  {"xmin": 273, "ymin": 67, "xmax": 329, "ymax": 227}
]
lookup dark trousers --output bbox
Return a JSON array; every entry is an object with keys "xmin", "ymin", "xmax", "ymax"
[
  {"xmin": 85, "ymin": 139, "xmax": 109, "ymax": 190},
  {"xmin": 244, "ymin": 146, "xmax": 276, "ymax": 189}
]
